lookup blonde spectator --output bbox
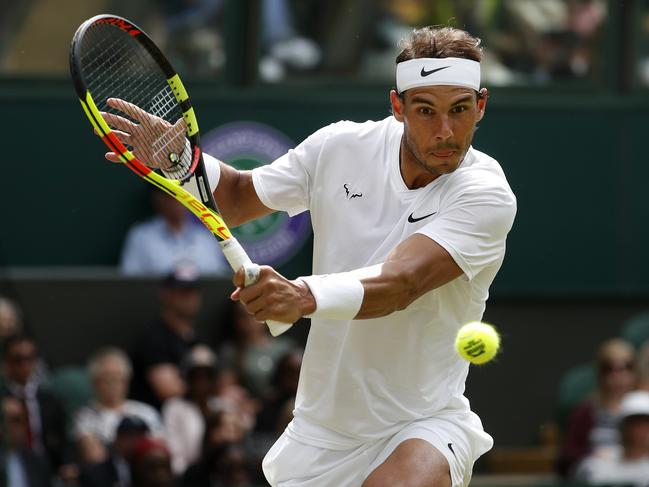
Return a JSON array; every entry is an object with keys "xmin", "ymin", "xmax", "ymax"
[
  {"xmin": 0, "ymin": 296, "xmax": 23, "ymax": 340},
  {"xmin": 74, "ymin": 348, "xmax": 163, "ymax": 463}
]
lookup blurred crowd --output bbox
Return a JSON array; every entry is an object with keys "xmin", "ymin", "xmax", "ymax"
[
  {"xmin": 4, "ymin": 0, "xmax": 649, "ymax": 87},
  {"xmin": 556, "ymin": 329, "xmax": 649, "ymax": 487},
  {"xmin": 154, "ymin": 0, "xmax": 613, "ymax": 85},
  {"xmin": 0, "ymin": 266, "xmax": 302, "ymax": 487}
]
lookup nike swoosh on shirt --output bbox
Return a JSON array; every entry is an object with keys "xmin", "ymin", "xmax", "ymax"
[
  {"xmin": 448, "ymin": 443, "xmax": 457, "ymax": 458},
  {"xmin": 407, "ymin": 212, "xmax": 437, "ymax": 223},
  {"xmin": 420, "ymin": 66, "xmax": 450, "ymax": 77}
]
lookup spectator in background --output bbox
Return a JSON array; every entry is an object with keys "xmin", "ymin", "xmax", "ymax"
[
  {"xmin": 182, "ymin": 410, "xmax": 251, "ymax": 486},
  {"xmin": 131, "ymin": 264, "xmax": 206, "ymax": 409},
  {"xmin": 575, "ymin": 390, "xmax": 649, "ymax": 486},
  {"xmin": 218, "ymin": 302, "xmax": 295, "ymax": 400},
  {"xmin": 636, "ymin": 341, "xmax": 649, "ymax": 392},
  {"xmin": 130, "ymin": 436, "xmax": 175, "ymax": 487},
  {"xmin": 255, "ymin": 349, "xmax": 303, "ymax": 435},
  {"xmin": 0, "ymin": 395, "xmax": 51, "ymax": 487},
  {"xmin": 0, "ymin": 295, "xmax": 23, "ymax": 343},
  {"xmin": 0, "ymin": 334, "xmax": 72, "ymax": 478},
  {"xmin": 74, "ymin": 348, "xmax": 163, "ymax": 464},
  {"xmin": 79, "ymin": 415, "xmax": 150, "ymax": 487},
  {"xmin": 162, "ymin": 345, "xmax": 218, "ymax": 475},
  {"xmin": 558, "ymin": 338, "xmax": 637, "ymax": 476},
  {"xmin": 120, "ymin": 189, "xmax": 229, "ymax": 276}
]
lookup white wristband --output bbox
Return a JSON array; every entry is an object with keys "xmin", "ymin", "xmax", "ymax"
[
  {"xmin": 299, "ymin": 274, "xmax": 364, "ymax": 321},
  {"xmin": 180, "ymin": 150, "xmax": 222, "ymax": 201},
  {"xmin": 202, "ymin": 152, "xmax": 221, "ymax": 191}
]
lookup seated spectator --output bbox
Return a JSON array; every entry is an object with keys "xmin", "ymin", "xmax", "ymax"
[
  {"xmin": 575, "ymin": 390, "xmax": 649, "ymax": 486},
  {"xmin": 210, "ymin": 368, "xmax": 259, "ymax": 435},
  {"xmin": 0, "ymin": 334, "xmax": 72, "ymax": 477},
  {"xmin": 558, "ymin": 338, "xmax": 637, "ymax": 476},
  {"xmin": 218, "ymin": 302, "xmax": 295, "ymax": 400},
  {"xmin": 0, "ymin": 395, "xmax": 51, "ymax": 487},
  {"xmin": 182, "ymin": 411, "xmax": 250, "ymax": 486},
  {"xmin": 636, "ymin": 340, "xmax": 649, "ymax": 392},
  {"xmin": 120, "ymin": 189, "xmax": 229, "ymax": 276},
  {"xmin": 74, "ymin": 347, "xmax": 163, "ymax": 463},
  {"xmin": 0, "ymin": 295, "xmax": 23, "ymax": 343},
  {"xmin": 162, "ymin": 345, "xmax": 218, "ymax": 475},
  {"xmin": 130, "ymin": 436, "xmax": 175, "ymax": 487},
  {"xmin": 131, "ymin": 264, "xmax": 206, "ymax": 409},
  {"xmin": 256, "ymin": 349, "xmax": 303, "ymax": 434},
  {"xmin": 79, "ymin": 415, "xmax": 150, "ymax": 487}
]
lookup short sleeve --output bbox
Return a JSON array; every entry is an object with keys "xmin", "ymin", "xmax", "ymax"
[
  {"xmin": 251, "ymin": 125, "xmax": 333, "ymax": 216},
  {"xmin": 417, "ymin": 171, "xmax": 517, "ymax": 281}
]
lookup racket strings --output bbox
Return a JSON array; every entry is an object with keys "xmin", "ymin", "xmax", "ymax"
[{"xmin": 78, "ymin": 24, "xmax": 189, "ymax": 178}]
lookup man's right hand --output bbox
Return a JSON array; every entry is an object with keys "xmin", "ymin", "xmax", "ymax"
[{"xmin": 100, "ymin": 98, "xmax": 186, "ymax": 171}]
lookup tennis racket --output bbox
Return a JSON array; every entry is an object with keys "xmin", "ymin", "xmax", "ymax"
[{"xmin": 69, "ymin": 14, "xmax": 291, "ymax": 336}]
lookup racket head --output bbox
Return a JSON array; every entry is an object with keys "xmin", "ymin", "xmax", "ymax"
[
  {"xmin": 70, "ymin": 14, "xmax": 231, "ymax": 241},
  {"xmin": 70, "ymin": 14, "xmax": 200, "ymax": 182}
]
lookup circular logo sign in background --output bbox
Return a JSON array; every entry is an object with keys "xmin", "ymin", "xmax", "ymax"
[{"xmin": 202, "ymin": 122, "xmax": 311, "ymax": 266}]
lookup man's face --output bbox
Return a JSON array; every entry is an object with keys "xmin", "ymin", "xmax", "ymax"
[
  {"xmin": 390, "ymin": 85, "xmax": 487, "ymax": 184},
  {"xmin": 3, "ymin": 340, "xmax": 37, "ymax": 385}
]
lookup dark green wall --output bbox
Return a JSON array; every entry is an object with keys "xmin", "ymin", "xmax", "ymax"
[{"xmin": 2, "ymin": 79, "xmax": 648, "ymax": 295}]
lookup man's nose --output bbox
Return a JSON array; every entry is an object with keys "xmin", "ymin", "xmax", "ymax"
[{"xmin": 434, "ymin": 115, "xmax": 453, "ymax": 141}]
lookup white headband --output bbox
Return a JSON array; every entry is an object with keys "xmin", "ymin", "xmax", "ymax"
[{"xmin": 396, "ymin": 57, "xmax": 481, "ymax": 93}]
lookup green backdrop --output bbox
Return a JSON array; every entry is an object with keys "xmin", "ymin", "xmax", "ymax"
[{"xmin": 1, "ymin": 79, "xmax": 648, "ymax": 295}]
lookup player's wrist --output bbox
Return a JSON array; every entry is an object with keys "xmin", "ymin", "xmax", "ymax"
[
  {"xmin": 298, "ymin": 274, "xmax": 364, "ymax": 320},
  {"xmin": 294, "ymin": 278, "xmax": 317, "ymax": 317}
]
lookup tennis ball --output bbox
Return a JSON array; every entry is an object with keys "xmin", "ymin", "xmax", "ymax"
[{"xmin": 455, "ymin": 321, "xmax": 500, "ymax": 365}]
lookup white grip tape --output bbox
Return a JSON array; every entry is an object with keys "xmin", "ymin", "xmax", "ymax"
[
  {"xmin": 219, "ymin": 239, "xmax": 252, "ymax": 270},
  {"xmin": 220, "ymin": 240, "xmax": 293, "ymax": 337}
]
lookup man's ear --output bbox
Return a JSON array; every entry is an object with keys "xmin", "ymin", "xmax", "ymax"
[
  {"xmin": 476, "ymin": 88, "xmax": 488, "ymax": 122},
  {"xmin": 390, "ymin": 90, "xmax": 405, "ymax": 122}
]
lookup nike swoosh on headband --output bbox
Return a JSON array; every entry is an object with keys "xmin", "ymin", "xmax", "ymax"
[{"xmin": 420, "ymin": 66, "xmax": 451, "ymax": 77}]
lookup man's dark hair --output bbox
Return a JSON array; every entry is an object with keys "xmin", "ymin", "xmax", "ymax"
[{"xmin": 396, "ymin": 26, "xmax": 483, "ymax": 64}]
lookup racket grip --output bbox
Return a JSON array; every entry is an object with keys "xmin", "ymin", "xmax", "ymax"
[{"xmin": 219, "ymin": 239, "xmax": 293, "ymax": 337}]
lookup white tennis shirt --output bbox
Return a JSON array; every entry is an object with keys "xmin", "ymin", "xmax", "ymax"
[{"xmin": 251, "ymin": 116, "xmax": 517, "ymax": 449}]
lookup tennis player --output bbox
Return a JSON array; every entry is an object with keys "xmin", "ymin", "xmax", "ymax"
[
  {"xmin": 216, "ymin": 26, "xmax": 516, "ymax": 487},
  {"xmin": 108, "ymin": 25, "xmax": 516, "ymax": 487}
]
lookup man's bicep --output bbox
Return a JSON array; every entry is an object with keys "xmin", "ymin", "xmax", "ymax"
[{"xmin": 214, "ymin": 163, "xmax": 275, "ymax": 227}]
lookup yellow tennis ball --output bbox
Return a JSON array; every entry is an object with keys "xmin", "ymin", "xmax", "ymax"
[{"xmin": 455, "ymin": 321, "xmax": 500, "ymax": 365}]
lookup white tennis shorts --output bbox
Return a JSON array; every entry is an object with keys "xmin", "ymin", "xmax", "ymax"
[{"xmin": 262, "ymin": 409, "xmax": 493, "ymax": 487}]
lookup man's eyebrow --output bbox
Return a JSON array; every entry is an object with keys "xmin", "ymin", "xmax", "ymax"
[
  {"xmin": 409, "ymin": 94, "xmax": 474, "ymax": 105},
  {"xmin": 451, "ymin": 95, "xmax": 474, "ymax": 105}
]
